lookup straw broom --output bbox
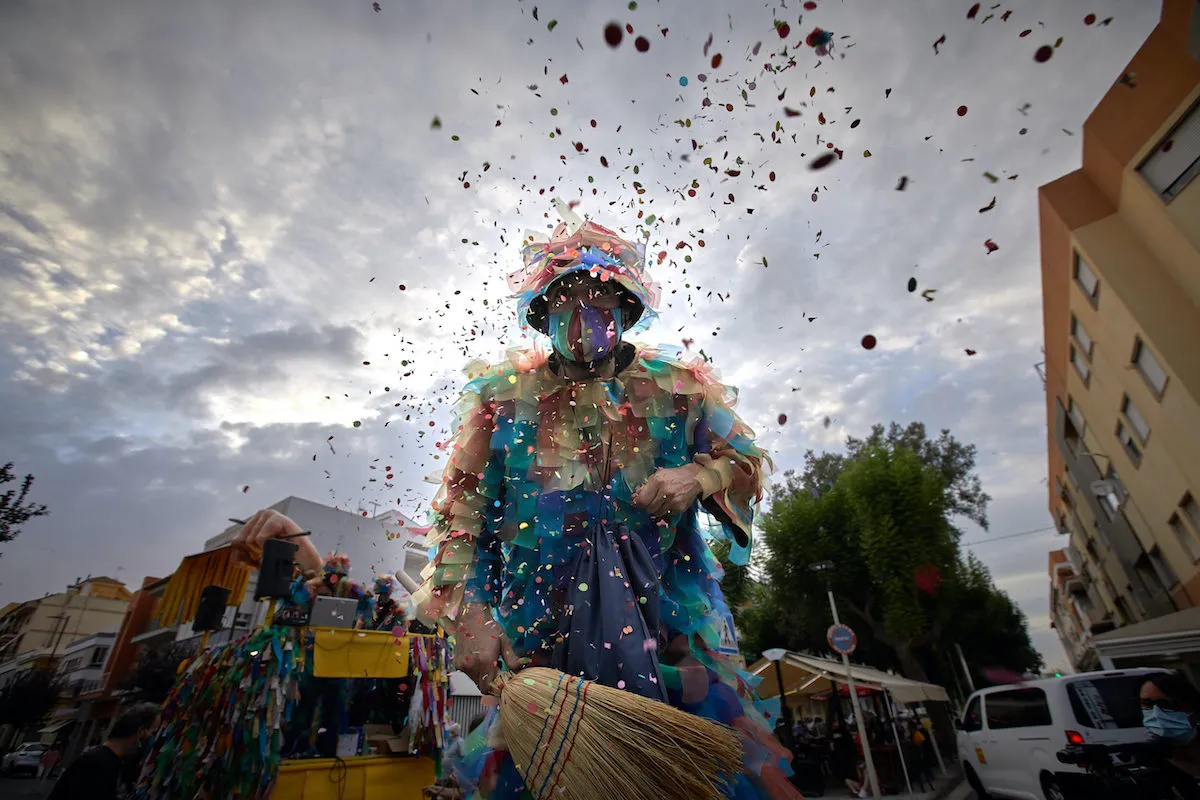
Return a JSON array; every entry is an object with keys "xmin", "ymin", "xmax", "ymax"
[{"xmin": 493, "ymin": 667, "xmax": 742, "ymax": 800}]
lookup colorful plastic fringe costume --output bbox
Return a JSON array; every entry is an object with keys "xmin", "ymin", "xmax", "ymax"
[
  {"xmin": 415, "ymin": 204, "xmax": 800, "ymax": 800},
  {"xmin": 135, "ymin": 626, "xmax": 304, "ymax": 800}
]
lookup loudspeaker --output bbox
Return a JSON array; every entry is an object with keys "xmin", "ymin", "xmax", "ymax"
[
  {"xmin": 193, "ymin": 585, "xmax": 231, "ymax": 631},
  {"xmin": 255, "ymin": 538, "xmax": 299, "ymax": 600}
]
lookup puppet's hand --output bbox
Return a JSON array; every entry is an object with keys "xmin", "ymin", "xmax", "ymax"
[
  {"xmin": 233, "ymin": 508, "xmax": 323, "ymax": 572},
  {"xmin": 454, "ymin": 602, "xmax": 524, "ymax": 693},
  {"xmin": 632, "ymin": 464, "xmax": 705, "ymax": 518}
]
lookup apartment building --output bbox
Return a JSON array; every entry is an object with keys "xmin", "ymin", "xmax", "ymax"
[
  {"xmin": 1039, "ymin": 0, "xmax": 1200, "ymax": 677},
  {"xmin": 0, "ymin": 577, "xmax": 131, "ymax": 664}
]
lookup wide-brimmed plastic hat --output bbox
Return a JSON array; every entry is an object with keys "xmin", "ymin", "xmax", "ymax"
[{"xmin": 510, "ymin": 200, "xmax": 661, "ymax": 334}]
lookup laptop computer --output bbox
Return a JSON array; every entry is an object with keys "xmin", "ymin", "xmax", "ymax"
[{"xmin": 310, "ymin": 596, "xmax": 359, "ymax": 629}]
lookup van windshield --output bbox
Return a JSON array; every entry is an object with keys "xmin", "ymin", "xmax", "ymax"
[{"xmin": 1067, "ymin": 675, "xmax": 1150, "ymax": 729}]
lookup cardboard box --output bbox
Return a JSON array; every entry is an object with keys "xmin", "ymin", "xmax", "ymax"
[{"xmin": 363, "ymin": 724, "xmax": 411, "ymax": 755}]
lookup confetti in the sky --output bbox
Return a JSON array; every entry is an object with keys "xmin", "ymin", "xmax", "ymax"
[{"xmin": 604, "ymin": 22, "xmax": 623, "ymax": 47}]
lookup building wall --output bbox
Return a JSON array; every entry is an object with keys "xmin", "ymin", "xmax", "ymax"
[
  {"xmin": 1040, "ymin": 0, "xmax": 1200, "ymax": 646},
  {"xmin": 0, "ymin": 581, "xmax": 132, "ymax": 661},
  {"xmin": 101, "ymin": 576, "xmax": 164, "ymax": 694}
]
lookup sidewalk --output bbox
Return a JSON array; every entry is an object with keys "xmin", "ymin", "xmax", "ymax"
[{"xmin": 814, "ymin": 767, "xmax": 964, "ymax": 800}]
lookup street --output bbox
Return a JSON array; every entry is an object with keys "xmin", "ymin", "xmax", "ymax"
[{"xmin": 0, "ymin": 776, "xmax": 52, "ymax": 799}]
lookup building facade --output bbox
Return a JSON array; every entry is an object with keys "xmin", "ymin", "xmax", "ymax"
[
  {"xmin": 0, "ymin": 577, "xmax": 131, "ymax": 664},
  {"xmin": 1040, "ymin": 0, "xmax": 1200, "ymax": 674}
]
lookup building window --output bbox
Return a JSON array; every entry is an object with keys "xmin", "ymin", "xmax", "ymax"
[
  {"xmin": 1114, "ymin": 595, "xmax": 1134, "ymax": 625},
  {"xmin": 1132, "ymin": 337, "xmax": 1169, "ymax": 397},
  {"xmin": 1100, "ymin": 466, "xmax": 1127, "ymax": 519},
  {"xmin": 1116, "ymin": 421, "xmax": 1142, "ymax": 466},
  {"xmin": 1067, "ymin": 397, "xmax": 1087, "ymax": 438},
  {"xmin": 1183, "ymin": 493, "xmax": 1200, "ymax": 533},
  {"xmin": 1120, "ymin": 395, "xmax": 1150, "ymax": 443},
  {"xmin": 89, "ymin": 647, "xmax": 108, "ymax": 667},
  {"xmin": 1144, "ymin": 546, "xmax": 1179, "ymax": 591},
  {"xmin": 1070, "ymin": 345, "xmax": 1091, "ymax": 385},
  {"xmin": 1071, "ymin": 315, "xmax": 1094, "ymax": 359},
  {"xmin": 1169, "ymin": 514, "xmax": 1200, "ymax": 563},
  {"xmin": 1073, "ymin": 252, "xmax": 1100, "ymax": 304},
  {"xmin": 1137, "ymin": 98, "xmax": 1200, "ymax": 201}
]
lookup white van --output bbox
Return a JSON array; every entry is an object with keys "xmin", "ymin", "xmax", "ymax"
[{"xmin": 955, "ymin": 668, "xmax": 1166, "ymax": 800}]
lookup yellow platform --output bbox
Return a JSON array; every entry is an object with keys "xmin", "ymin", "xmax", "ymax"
[
  {"xmin": 272, "ymin": 755, "xmax": 437, "ymax": 800},
  {"xmin": 310, "ymin": 629, "xmax": 429, "ymax": 679}
]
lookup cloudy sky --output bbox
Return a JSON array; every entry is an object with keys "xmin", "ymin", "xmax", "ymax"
[{"xmin": 0, "ymin": 0, "xmax": 1161, "ymax": 668}]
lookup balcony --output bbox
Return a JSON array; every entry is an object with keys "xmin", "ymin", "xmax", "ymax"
[{"xmin": 1053, "ymin": 398, "xmax": 1176, "ymax": 620}]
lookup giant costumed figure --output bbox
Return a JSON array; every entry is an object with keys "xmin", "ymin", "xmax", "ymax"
[
  {"xmin": 414, "ymin": 203, "xmax": 799, "ymax": 799},
  {"xmin": 235, "ymin": 203, "xmax": 799, "ymax": 799}
]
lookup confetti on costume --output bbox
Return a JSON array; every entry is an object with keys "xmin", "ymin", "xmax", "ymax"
[{"xmin": 415, "ymin": 203, "xmax": 800, "ymax": 800}]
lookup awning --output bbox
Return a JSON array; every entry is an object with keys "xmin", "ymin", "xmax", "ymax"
[
  {"xmin": 747, "ymin": 651, "xmax": 949, "ymax": 705},
  {"xmin": 155, "ymin": 547, "xmax": 251, "ymax": 628},
  {"xmin": 37, "ymin": 719, "xmax": 74, "ymax": 735}
]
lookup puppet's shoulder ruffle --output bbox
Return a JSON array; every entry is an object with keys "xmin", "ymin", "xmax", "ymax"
[{"xmin": 632, "ymin": 345, "xmax": 740, "ymax": 407}]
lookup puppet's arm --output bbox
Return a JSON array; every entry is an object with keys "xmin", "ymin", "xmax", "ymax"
[
  {"xmin": 691, "ymin": 382, "xmax": 770, "ymax": 564},
  {"xmin": 414, "ymin": 391, "xmax": 500, "ymax": 627}
]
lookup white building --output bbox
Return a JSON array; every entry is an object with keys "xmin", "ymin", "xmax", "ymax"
[{"xmin": 133, "ymin": 496, "xmax": 428, "ymax": 650}]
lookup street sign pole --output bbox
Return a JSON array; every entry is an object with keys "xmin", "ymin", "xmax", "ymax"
[{"xmin": 828, "ymin": 589, "xmax": 880, "ymax": 798}]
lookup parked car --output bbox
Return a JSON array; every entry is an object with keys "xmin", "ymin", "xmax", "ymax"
[
  {"xmin": 955, "ymin": 668, "xmax": 1167, "ymax": 800},
  {"xmin": 1, "ymin": 741, "xmax": 47, "ymax": 777}
]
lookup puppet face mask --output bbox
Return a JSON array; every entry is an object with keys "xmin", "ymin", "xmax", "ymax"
[
  {"xmin": 548, "ymin": 302, "xmax": 623, "ymax": 363},
  {"xmin": 545, "ymin": 275, "xmax": 626, "ymax": 363}
]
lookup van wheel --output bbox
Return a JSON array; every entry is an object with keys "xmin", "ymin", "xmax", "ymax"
[
  {"xmin": 1041, "ymin": 773, "xmax": 1069, "ymax": 800},
  {"xmin": 964, "ymin": 762, "xmax": 990, "ymax": 799}
]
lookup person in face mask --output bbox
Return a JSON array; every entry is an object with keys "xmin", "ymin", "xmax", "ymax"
[{"xmin": 1140, "ymin": 671, "xmax": 1200, "ymax": 794}]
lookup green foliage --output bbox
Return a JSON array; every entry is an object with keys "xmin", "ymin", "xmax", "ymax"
[
  {"xmin": 775, "ymin": 421, "xmax": 991, "ymax": 531},
  {"xmin": 0, "ymin": 669, "xmax": 62, "ymax": 730},
  {"xmin": 0, "ymin": 462, "xmax": 49, "ymax": 552},
  {"xmin": 710, "ymin": 539, "xmax": 752, "ymax": 613},
  {"xmin": 748, "ymin": 422, "xmax": 1039, "ymax": 683},
  {"xmin": 123, "ymin": 642, "xmax": 196, "ymax": 704}
]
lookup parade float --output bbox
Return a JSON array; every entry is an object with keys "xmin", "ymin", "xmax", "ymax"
[{"xmin": 134, "ymin": 545, "xmax": 452, "ymax": 800}]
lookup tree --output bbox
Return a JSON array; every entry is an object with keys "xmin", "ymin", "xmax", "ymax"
[
  {"xmin": 747, "ymin": 423, "xmax": 1040, "ymax": 683},
  {"xmin": 710, "ymin": 539, "xmax": 753, "ymax": 614},
  {"xmin": 1, "ymin": 462, "xmax": 49, "ymax": 552},
  {"xmin": 123, "ymin": 642, "xmax": 195, "ymax": 703},
  {"xmin": 776, "ymin": 421, "xmax": 991, "ymax": 532},
  {"xmin": 0, "ymin": 669, "xmax": 62, "ymax": 731}
]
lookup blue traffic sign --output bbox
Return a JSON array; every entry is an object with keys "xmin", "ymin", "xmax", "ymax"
[{"xmin": 828, "ymin": 623, "xmax": 857, "ymax": 655}]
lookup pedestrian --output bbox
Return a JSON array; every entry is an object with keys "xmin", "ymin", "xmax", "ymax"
[
  {"xmin": 38, "ymin": 743, "xmax": 60, "ymax": 780},
  {"xmin": 1139, "ymin": 670, "xmax": 1200, "ymax": 796},
  {"xmin": 48, "ymin": 702, "xmax": 159, "ymax": 800}
]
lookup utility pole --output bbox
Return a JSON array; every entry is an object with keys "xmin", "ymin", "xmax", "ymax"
[
  {"xmin": 954, "ymin": 642, "xmax": 977, "ymax": 694},
  {"xmin": 810, "ymin": 561, "xmax": 880, "ymax": 798}
]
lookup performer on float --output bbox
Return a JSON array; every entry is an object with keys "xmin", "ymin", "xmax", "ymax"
[{"xmin": 414, "ymin": 203, "xmax": 798, "ymax": 799}]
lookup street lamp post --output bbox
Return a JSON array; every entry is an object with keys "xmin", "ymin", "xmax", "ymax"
[
  {"xmin": 762, "ymin": 648, "xmax": 795, "ymax": 752},
  {"xmin": 809, "ymin": 561, "xmax": 880, "ymax": 798}
]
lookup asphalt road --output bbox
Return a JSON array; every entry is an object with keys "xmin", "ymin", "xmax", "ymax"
[{"xmin": 0, "ymin": 775, "xmax": 53, "ymax": 799}]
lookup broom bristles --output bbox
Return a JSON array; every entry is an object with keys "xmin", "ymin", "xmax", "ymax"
[{"xmin": 495, "ymin": 667, "xmax": 743, "ymax": 800}]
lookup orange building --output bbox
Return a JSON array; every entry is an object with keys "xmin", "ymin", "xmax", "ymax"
[{"xmin": 1039, "ymin": 0, "xmax": 1200, "ymax": 674}]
